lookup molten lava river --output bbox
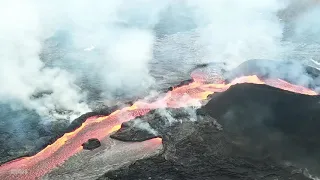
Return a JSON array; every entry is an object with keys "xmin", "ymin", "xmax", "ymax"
[{"xmin": 0, "ymin": 75, "xmax": 317, "ymax": 180}]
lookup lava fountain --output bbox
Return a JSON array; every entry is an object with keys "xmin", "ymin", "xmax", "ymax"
[{"xmin": 0, "ymin": 75, "xmax": 317, "ymax": 180}]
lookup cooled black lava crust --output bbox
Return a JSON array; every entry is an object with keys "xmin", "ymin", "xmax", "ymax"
[{"xmin": 103, "ymin": 83, "xmax": 320, "ymax": 180}]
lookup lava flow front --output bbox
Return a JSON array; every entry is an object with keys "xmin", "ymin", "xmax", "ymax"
[{"xmin": 0, "ymin": 75, "xmax": 317, "ymax": 180}]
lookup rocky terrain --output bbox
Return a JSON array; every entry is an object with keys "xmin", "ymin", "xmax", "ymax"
[{"xmin": 101, "ymin": 83, "xmax": 320, "ymax": 180}]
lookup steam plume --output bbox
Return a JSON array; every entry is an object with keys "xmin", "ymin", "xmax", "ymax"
[{"xmin": 1, "ymin": 0, "xmax": 320, "ymax": 123}]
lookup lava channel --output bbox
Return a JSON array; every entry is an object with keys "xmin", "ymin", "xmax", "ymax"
[{"xmin": 0, "ymin": 75, "xmax": 317, "ymax": 180}]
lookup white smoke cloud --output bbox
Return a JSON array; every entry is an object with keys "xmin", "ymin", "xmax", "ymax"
[
  {"xmin": 288, "ymin": 1, "xmax": 320, "ymax": 62},
  {"xmin": 0, "ymin": 0, "xmax": 90, "ymax": 122},
  {"xmin": 0, "ymin": 0, "xmax": 169, "ymax": 122},
  {"xmin": 61, "ymin": 0, "xmax": 169, "ymax": 100},
  {"xmin": 154, "ymin": 0, "xmax": 288, "ymax": 69},
  {"xmin": 154, "ymin": 0, "xmax": 320, "ymax": 87},
  {"xmin": 1, "ymin": 0, "xmax": 319, "ymax": 123}
]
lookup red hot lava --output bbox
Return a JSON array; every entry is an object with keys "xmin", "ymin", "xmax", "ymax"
[{"xmin": 0, "ymin": 75, "xmax": 317, "ymax": 180}]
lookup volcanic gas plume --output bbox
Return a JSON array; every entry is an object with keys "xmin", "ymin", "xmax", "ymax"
[{"xmin": 0, "ymin": 72, "xmax": 317, "ymax": 180}]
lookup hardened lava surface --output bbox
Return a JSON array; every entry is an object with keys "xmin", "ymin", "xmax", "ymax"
[
  {"xmin": 102, "ymin": 83, "xmax": 320, "ymax": 180},
  {"xmin": 1, "ymin": 59, "xmax": 320, "ymax": 179}
]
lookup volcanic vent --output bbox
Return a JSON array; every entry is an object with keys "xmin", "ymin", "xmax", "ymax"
[{"xmin": 1, "ymin": 60, "xmax": 320, "ymax": 180}]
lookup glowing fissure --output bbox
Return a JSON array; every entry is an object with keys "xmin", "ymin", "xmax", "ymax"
[{"xmin": 0, "ymin": 75, "xmax": 317, "ymax": 180}]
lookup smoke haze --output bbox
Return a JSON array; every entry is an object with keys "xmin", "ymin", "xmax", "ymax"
[{"xmin": 0, "ymin": 0, "xmax": 319, "ymax": 122}]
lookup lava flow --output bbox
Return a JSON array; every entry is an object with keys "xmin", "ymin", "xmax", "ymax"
[{"xmin": 0, "ymin": 75, "xmax": 317, "ymax": 180}]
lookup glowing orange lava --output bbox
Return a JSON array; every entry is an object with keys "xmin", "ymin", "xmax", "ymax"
[{"xmin": 0, "ymin": 75, "xmax": 317, "ymax": 180}]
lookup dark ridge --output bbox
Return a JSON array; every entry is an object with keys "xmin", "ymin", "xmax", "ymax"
[
  {"xmin": 102, "ymin": 83, "xmax": 320, "ymax": 179},
  {"xmin": 99, "ymin": 106, "xmax": 314, "ymax": 180},
  {"xmin": 203, "ymin": 83, "xmax": 320, "ymax": 139},
  {"xmin": 100, "ymin": 155, "xmax": 311, "ymax": 180},
  {"xmin": 202, "ymin": 83, "xmax": 320, "ymax": 172}
]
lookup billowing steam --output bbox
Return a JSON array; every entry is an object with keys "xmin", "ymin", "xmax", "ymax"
[
  {"xmin": 0, "ymin": 0, "xmax": 168, "ymax": 121},
  {"xmin": 0, "ymin": 0, "xmax": 319, "ymax": 122},
  {"xmin": 152, "ymin": 0, "xmax": 320, "ymax": 89},
  {"xmin": 0, "ymin": 1, "xmax": 90, "ymax": 121}
]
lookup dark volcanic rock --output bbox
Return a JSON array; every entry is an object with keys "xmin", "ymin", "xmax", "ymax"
[
  {"xmin": 203, "ymin": 83, "xmax": 320, "ymax": 157},
  {"xmin": 100, "ymin": 83, "xmax": 320, "ymax": 180},
  {"xmin": 201, "ymin": 83, "xmax": 320, "ymax": 173},
  {"xmin": 99, "ymin": 115, "xmax": 313, "ymax": 180},
  {"xmin": 110, "ymin": 107, "xmax": 203, "ymax": 142},
  {"xmin": 0, "ymin": 106, "xmax": 52, "ymax": 165},
  {"xmin": 82, "ymin": 138, "xmax": 101, "ymax": 150}
]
